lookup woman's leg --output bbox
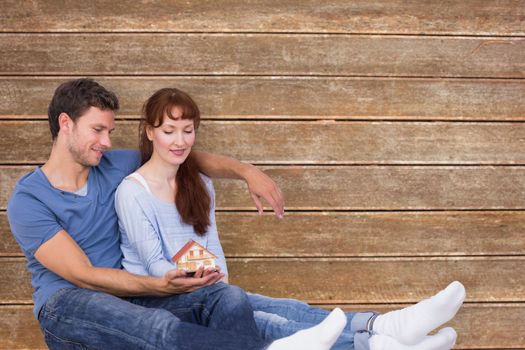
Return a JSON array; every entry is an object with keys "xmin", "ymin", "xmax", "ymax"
[
  {"xmin": 248, "ymin": 281, "xmax": 465, "ymax": 350},
  {"xmin": 248, "ymin": 293, "xmax": 374, "ymax": 350},
  {"xmin": 372, "ymin": 281, "xmax": 465, "ymax": 345}
]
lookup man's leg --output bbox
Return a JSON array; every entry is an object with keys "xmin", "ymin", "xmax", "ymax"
[
  {"xmin": 129, "ymin": 282, "xmax": 261, "ymax": 336},
  {"xmin": 39, "ymin": 287, "xmax": 270, "ymax": 350}
]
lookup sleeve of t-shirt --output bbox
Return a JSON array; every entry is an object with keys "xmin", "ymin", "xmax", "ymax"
[
  {"xmin": 201, "ymin": 175, "xmax": 229, "ymax": 276},
  {"xmin": 115, "ymin": 180, "xmax": 176, "ymax": 277},
  {"xmin": 105, "ymin": 150, "xmax": 141, "ymax": 176},
  {"xmin": 7, "ymin": 191, "xmax": 63, "ymax": 257}
]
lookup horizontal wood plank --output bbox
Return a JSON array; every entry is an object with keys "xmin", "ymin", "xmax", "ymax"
[
  {"xmin": 1, "ymin": 34, "xmax": 523, "ymax": 78},
  {"xmin": 1, "ymin": 257, "xmax": 524, "ymax": 303},
  {"xmin": 0, "ymin": 306, "xmax": 46, "ymax": 350},
  {"xmin": 1, "ymin": 0, "xmax": 524, "ymax": 35},
  {"xmin": 218, "ymin": 211, "xmax": 525, "ymax": 257},
  {"xmin": 2, "ymin": 121, "xmax": 525, "ymax": 165},
  {"xmin": 3, "ymin": 211, "xmax": 524, "ymax": 257},
  {"xmin": 2, "ymin": 304, "xmax": 524, "ymax": 349},
  {"xmin": 1, "ymin": 77, "xmax": 524, "ymax": 120},
  {"xmin": 2, "ymin": 166, "xmax": 525, "ymax": 210},
  {"xmin": 214, "ymin": 166, "xmax": 525, "ymax": 210}
]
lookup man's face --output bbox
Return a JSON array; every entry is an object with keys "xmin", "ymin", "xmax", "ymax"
[{"xmin": 66, "ymin": 107, "xmax": 115, "ymax": 167}]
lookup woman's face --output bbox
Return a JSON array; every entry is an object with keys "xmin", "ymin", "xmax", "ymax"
[{"xmin": 147, "ymin": 106, "xmax": 196, "ymax": 166}]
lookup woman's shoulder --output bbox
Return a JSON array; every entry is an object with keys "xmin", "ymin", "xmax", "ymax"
[
  {"xmin": 116, "ymin": 173, "xmax": 151, "ymax": 199},
  {"xmin": 198, "ymin": 172, "xmax": 215, "ymax": 192}
]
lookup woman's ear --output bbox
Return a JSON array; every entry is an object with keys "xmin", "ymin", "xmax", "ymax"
[{"xmin": 145, "ymin": 126, "xmax": 154, "ymax": 141}]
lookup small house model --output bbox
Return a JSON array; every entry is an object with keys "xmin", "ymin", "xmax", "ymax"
[{"xmin": 171, "ymin": 240, "xmax": 217, "ymax": 272}]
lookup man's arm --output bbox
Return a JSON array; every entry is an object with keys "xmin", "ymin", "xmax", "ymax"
[
  {"xmin": 192, "ymin": 151, "xmax": 285, "ymax": 218},
  {"xmin": 34, "ymin": 230, "xmax": 223, "ymax": 296}
]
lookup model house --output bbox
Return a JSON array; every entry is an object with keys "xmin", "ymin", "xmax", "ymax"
[{"xmin": 171, "ymin": 240, "xmax": 217, "ymax": 272}]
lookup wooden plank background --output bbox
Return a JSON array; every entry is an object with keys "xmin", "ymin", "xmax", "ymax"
[{"xmin": 0, "ymin": 1, "xmax": 524, "ymax": 349}]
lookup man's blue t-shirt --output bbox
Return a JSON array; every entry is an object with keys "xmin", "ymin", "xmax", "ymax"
[{"xmin": 7, "ymin": 150, "xmax": 140, "ymax": 317}]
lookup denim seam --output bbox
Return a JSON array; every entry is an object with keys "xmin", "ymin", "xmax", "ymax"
[{"xmin": 43, "ymin": 328, "xmax": 89, "ymax": 349}]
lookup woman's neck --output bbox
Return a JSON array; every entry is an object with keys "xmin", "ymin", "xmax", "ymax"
[{"xmin": 138, "ymin": 154, "xmax": 180, "ymax": 202}]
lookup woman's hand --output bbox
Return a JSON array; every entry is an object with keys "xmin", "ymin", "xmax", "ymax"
[{"xmin": 162, "ymin": 268, "xmax": 224, "ymax": 294}]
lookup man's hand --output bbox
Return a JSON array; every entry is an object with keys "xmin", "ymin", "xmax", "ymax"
[
  {"xmin": 163, "ymin": 267, "xmax": 224, "ymax": 294},
  {"xmin": 192, "ymin": 151, "xmax": 285, "ymax": 218},
  {"xmin": 242, "ymin": 164, "xmax": 285, "ymax": 218}
]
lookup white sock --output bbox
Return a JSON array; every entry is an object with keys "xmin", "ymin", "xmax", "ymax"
[
  {"xmin": 370, "ymin": 327, "xmax": 457, "ymax": 350},
  {"xmin": 267, "ymin": 308, "xmax": 347, "ymax": 350},
  {"xmin": 373, "ymin": 281, "xmax": 465, "ymax": 345}
]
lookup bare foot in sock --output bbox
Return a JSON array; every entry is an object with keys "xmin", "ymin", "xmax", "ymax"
[
  {"xmin": 267, "ymin": 307, "xmax": 347, "ymax": 350},
  {"xmin": 373, "ymin": 281, "xmax": 465, "ymax": 345},
  {"xmin": 370, "ymin": 327, "xmax": 457, "ymax": 350}
]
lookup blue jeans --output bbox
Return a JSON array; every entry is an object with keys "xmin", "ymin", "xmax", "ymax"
[
  {"xmin": 38, "ymin": 283, "xmax": 271, "ymax": 349},
  {"xmin": 248, "ymin": 293, "xmax": 374, "ymax": 350}
]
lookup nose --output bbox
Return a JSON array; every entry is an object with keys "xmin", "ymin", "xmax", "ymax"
[
  {"xmin": 101, "ymin": 132, "xmax": 112, "ymax": 149},
  {"xmin": 173, "ymin": 131, "xmax": 185, "ymax": 147}
]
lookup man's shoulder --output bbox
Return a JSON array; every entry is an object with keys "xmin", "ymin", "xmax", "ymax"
[
  {"xmin": 94, "ymin": 150, "xmax": 141, "ymax": 183},
  {"xmin": 7, "ymin": 168, "xmax": 54, "ymax": 219},
  {"xmin": 100, "ymin": 150, "xmax": 140, "ymax": 169},
  {"xmin": 9, "ymin": 168, "xmax": 47, "ymax": 200}
]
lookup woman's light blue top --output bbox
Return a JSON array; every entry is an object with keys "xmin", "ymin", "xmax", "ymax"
[{"xmin": 115, "ymin": 172, "xmax": 228, "ymax": 277}]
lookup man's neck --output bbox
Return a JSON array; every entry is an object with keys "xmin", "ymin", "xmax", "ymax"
[{"xmin": 41, "ymin": 144, "xmax": 90, "ymax": 192}]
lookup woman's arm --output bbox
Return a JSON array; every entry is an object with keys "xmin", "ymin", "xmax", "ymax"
[{"xmin": 192, "ymin": 151, "xmax": 285, "ymax": 218}]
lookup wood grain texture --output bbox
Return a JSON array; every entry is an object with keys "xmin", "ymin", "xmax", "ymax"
[
  {"xmin": 212, "ymin": 166, "xmax": 525, "ymax": 210},
  {"xmin": 1, "ymin": 34, "xmax": 523, "ymax": 78},
  {"xmin": 217, "ymin": 211, "xmax": 525, "ymax": 257},
  {"xmin": 1, "ymin": 78, "xmax": 524, "ymax": 120},
  {"xmin": 2, "ymin": 121, "xmax": 525, "ymax": 165},
  {"xmin": 3, "ymin": 211, "xmax": 524, "ymax": 257},
  {"xmin": 2, "ymin": 304, "xmax": 524, "ymax": 349},
  {"xmin": 1, "ymin": 0, "xmax": 524, "ymax": 35},
  {"xmin": 2, "ymin": 166, "xmax": 525, "ymax": 210},
  {"xmin": 1, "ymin": 257, "xmax": 524, "ymax": 303}
]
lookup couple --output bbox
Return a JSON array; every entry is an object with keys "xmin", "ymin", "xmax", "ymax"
[{"xmin": 8, "ymin": 78, "xmax": 465, "ymax": 349}]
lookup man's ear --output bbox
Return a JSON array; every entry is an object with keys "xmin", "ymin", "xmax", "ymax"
[{"xmin": 58, "ymin": 113, "xmax": 73, "ymax": 135}]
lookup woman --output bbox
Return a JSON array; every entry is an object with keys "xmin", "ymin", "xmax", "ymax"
[{"xmin": 115, "ymin": 87, "xmax": 465, "ymax": 350}]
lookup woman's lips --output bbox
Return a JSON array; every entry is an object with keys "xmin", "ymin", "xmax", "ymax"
[{"xmin": 171, "ymin": 149, "xmax": 185, "ymax": 156}]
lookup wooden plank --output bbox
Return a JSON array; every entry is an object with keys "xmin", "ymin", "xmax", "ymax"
[
  {"xmin": 1, "ymin": 257, "xmax": 524, "ymax": 303},
  {"xmin": 2, "ymin": 166, "xmax": 525, "ymax": 210},
  {"xmin": 228, "ymin": 258, "xmax": 525, "ymax": 303},
  {"xmin": 2, "ymin": 121, "xmax": 525, "ymax": 165},
  {"xmin": 0, "ymin": 212, "xmax": 21, "ymax": 256},
  {"xmin": 1, "ymin": 0, "xmax": 523, "ymax": 35},
  {"xmin": 1, "ymin": 78, "xmax": 524, "ymax": 120},
  {"xmin": 1, "ymin": 34, "xmax": 523, "ymax": 78},
  {"xmin": 0, "ymin": 306, "xmax": 45, "ymax": 350},
  {"xmin": 2, "ymin": 304, "xmax": 524, "ymax": 349},
  {"xmin": 3, "ymin": 211, "xmax": 524, "ymax": 257},
  {"xmin": 217, "ymin": 211, "xmax": 525, "ymax": 257},
  {"xmin": 213, "ymin": 166, "xmax": 525, "ymax": 210}
]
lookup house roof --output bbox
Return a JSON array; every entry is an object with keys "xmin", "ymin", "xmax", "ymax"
[{"xmin": 171, "ymin": 239, "xmax": 218, "ymax": 262}]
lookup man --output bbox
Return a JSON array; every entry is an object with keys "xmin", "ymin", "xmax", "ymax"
[{"xmin": 8, "ymin": 78, "xmax": 353, "ymax": 350}]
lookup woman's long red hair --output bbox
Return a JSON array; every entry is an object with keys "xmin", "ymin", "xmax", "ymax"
[{"xmin": 139, "ymin": 88, "xmax": 210, "ymax": 235}]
